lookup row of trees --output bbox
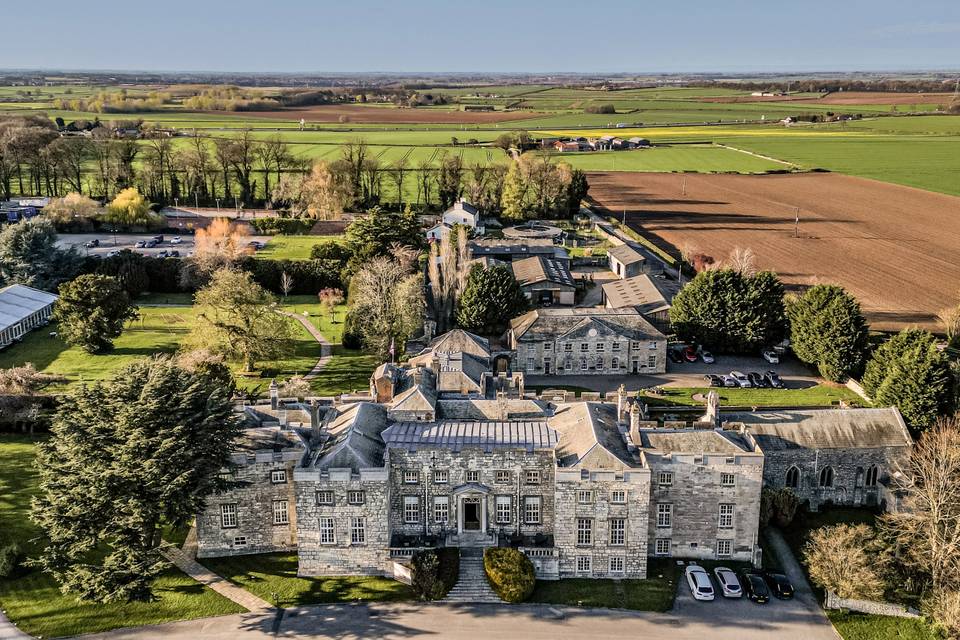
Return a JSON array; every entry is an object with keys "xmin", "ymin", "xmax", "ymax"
[{"xmin": 670, "ymin": 267, "xmax": 956, "ymax": 432}]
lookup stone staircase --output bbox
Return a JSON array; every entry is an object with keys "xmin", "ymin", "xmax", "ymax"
[{"xmin": 444, "ymin": 548, "xmax": 502, "ymax": 603}]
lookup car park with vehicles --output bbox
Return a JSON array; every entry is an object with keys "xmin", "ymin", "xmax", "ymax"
[
  {"xmin": 739, "ymin": 570, "xmax": 770, "ymax": 604},
  {"xmin": 763, "ymin": 570, "xmax": 795, "ymax": 599},
  {"xmin": 713, "ymin": 567, "xmax": 743, "ymax": 598},
  {"xmin": 685, "ymin": 564, "xmax": 715, "ymax": 601},
  {"xmin": 765, "ymin": 371, "xmax": 784, "ymax": 388},
  {"xmin": 762, "ymin": 349, "xmax": 780, "ymax": 364},
  {"xmin": 729, "ymin": 371, "xmax": 751, "ymax": 387}
]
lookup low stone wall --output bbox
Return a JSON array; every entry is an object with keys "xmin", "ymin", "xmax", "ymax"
[
  {"xmin": 825, "ymin": 591, "xmax": 921, "ymax": 618},
  {"xmin": 845, "ymin": 379, "xmax": 872, "ymax": 403}
]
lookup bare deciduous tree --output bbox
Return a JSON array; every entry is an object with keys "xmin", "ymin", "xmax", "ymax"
[
  {"xmin": 427, "ymin": 227, "xmax": 470, "ymax": 333},
  {"xmin": 280, "ymin": 271, "xmax": 294, "ymax": 299},
  {"xmin": 882, "ymin": 415, "xmax": 960, "ymax": 592},
  {"xmin": 351, "ymin": 256, "xmax": 425, "ymax": 358},
  {"xmin": 727, "ymin": 246, "xmax": 757, "ymax": 276},
  {"xmin": 803, "ymin": 523, "xmax": 887, "ymax": 599}
]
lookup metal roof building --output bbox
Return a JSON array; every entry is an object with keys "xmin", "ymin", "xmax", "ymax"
[{"xmin": 0, "ymin": 284, "xmax": 58, "ymax": 348}]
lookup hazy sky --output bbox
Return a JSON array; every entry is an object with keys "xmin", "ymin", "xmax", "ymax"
[{"xmin": 3, "ymin": 0, "xmax": 959, "ymax": 73}]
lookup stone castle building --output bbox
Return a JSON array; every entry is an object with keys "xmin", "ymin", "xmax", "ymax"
[{"xmin": 195, "ymin": 330, "xmax": 912, "ymax": 582}]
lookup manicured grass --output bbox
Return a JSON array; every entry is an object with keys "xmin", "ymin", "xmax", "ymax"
[
  {"xmin": 201, "ymin": 553, "xmax": 412, "ymax": 608},
  {"xmin": 827, "ymin": 610, "xmax": 939, "ymax": 640},
  {"xmin": 256, "ymin": 235, "xmax": 327, "ymax": 261},
  {"xmin": 0, "ymin": 301, "xmax": 324, "ymax": 393},
  {"xmin": 645, "ymin": 385, "xmax": 863, "ymax": 408},
  {"xmin": 553, "ymin": 144, "xmax": 786, "ymax": 173},
  {"xmin": 530, "ymin": 560, "xmax": 679, "ymax": 611},
  {"xmin": 0, "ymin": 436, "xmax": 244, "ymax": 639}
]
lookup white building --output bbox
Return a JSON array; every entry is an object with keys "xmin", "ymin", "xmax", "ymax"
[{"xmin": 0, "ymin": 284, "xmax": 58, "ymax": 348}]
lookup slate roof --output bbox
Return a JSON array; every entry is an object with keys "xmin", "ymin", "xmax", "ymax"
[
  {"xmin": 435, "ymin": 352, "xmax": 488, "ymax": 393},
  {"xmin": 728, "ymin": 407, "xmax": 912, "ymax": 451},
  {"xmin": 437, "ymin": 398, "xmax": 548, "ymax": 421},
  {"xmin": 512, "ymin": 256, "xmax": 576, "ymax": 289},
  {"xmin": 417, "ymin": 329, "xmax": 490, "ymax": 360},
  {"xmin": 602, "ymin": 274, "xmax": 671, "ymax": 314},
  {"xmin": 235, "ymin": 426, "xmax": 306, "ymax": 454},
  {"xmin": 470, "ymin": 239, "xmax": 569, "ymax": 262},
  {"xmin": 383, "ymin": 419, "xmax": 560, "ymax": 452},
  {"xmin": 607, "ymin": 243, "xmax": 647, "ymax": 266},
  {"xmin": 510, "ymin": 307, "xmax": 665, "ymax": 343},
  {"xmin": 390, "ymin": 369, "xmax": 438, "ymax": 414},
  {"xmin": 0, "ymin": 284, "xmax": 57, "ymax": 333},
  {"xmin": 640, "ymin": 430, "xmax": 751, "ymax": 455},
  {"xmin": 549, "ymin": 402, "xmax": 639, "ymax": 468},
  {"xmin": 310, "ymin": 402, "xmax": 389, "ymax": 471}
]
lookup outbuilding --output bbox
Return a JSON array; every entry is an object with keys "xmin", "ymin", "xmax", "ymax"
[{"xmin": 0, "ymin": 284, "xmax": 58, "ymax": 348}]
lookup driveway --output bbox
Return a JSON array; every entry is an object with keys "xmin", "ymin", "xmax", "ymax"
[
  {"xmin": 80, "ymin": 596, "xmax": 839, "ymax": 640},
  {"xmin": 527, "ymin": 355, "xmax": 820, "ymax": 393}
]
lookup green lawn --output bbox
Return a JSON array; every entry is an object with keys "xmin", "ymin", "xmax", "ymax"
[
  {"xmin": 646, "ymin": 385, "xmax": 863, "ymax": 408},
  {"xmin": 256, "ymin": 235, "xmax": 327, "ymax": 261},
  {"xmin": 0, "ymin": 436, "xmax": 244, "ymax": 639},
  {"xmin": 530, "ymin": 560, "xmax": 679, "ymax": 611},
  {"xmin": 201, "ymin": 553, "xmax": 412, "ymax": 608},
  {"xmin": 0, "ymin": 303, "xmax": 323, "ymax": 393},
  {"xmin": 828, "ymin": 611, "xmax": 939, "ymax": 640},
  {"xmin": 554, "ymin": 144, "xmax": 786, "ymax": 173}
]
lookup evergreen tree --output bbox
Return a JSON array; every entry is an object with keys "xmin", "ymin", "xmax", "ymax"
[
  {"xmin": 31, "ymin": 357, "xmax": 240, "ymax": 603},
  {"xmin": 669, "ymin": 269, "xmax": 787, "ymax": 353},
  {"xmin": 0, "ymin": 217, "xmax": 82, "ymax": 290},
  {"xmin": 862, "ymin": 328, "xmax": 954, "ymax": 432},
  {"xmin": 456, "ymin": 264, "xmax": 528, "ymax": 335},
  {"xmin": 344, "ymin": 206, "xmax": 424, "ymax": 265},
  {"xmin": 53, "ymin": 274, "xmax": 138, "ymax": 353},
  {"xmin": 788, "ymin": 285, "xmax": 869, "ymax": 381},
  {"xmin": 566, "ymin": 169, "xmax": 589, "ymax": 217}
]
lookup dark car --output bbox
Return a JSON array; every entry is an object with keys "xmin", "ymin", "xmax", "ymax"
[
  {"xmin": 765, "ymin": 371, "xmax": 784, "ymax": 389},
  {"xmin": 84, "ymin": 239, "xmax": 99, "ymax": 248},
  {"xmin": 703, "ymin": 374, "xmax": 723, "ymax": 387},
  {"xmin": 168, "ymin": 250, "xmax": 180, "ymax": 257},
  {"xmin": 739, "ymin": 570, "xmax": 770, "ymax": 604},
  {"xmin": 748, "ymin": 372, "xmax": 768, "ymax": 388},
  {"xmin": 151, "ymin": 235, "xmax": 164, "ymax": 244},
  {"xmin": 668, "ymin": 349, "xmax": 684, "ymax": 364},
  {"xmin": 763, "ymin": 570, "xmax": 795, "ymax": 599}
]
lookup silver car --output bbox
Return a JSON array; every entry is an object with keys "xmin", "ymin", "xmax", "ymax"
[{"xmin": 714, "ymin": 566, "xmax": 743, "ymax": 598}]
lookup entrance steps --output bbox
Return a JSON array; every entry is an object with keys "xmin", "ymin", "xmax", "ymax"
[
  {"xmin": 446, "ymin": 531, "xmax": 496, "ymax": 548},
  {"xmin": 444, "ymin": 548, "xmax": 502, "ymax": 603}
]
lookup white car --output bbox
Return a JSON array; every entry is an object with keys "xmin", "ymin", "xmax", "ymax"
[
  {"xmin": 713, "ymin": 567, "xmax": 743, "ymax": 598},
  {"xmin": 105, "ymin": 250, "xmax": 120, "ymax": 258},
  {"xmin": 685, "ymin": 564, "xmax": 715, "ymax": 601},
  {"xmin": 170, "ymin": 236, "xmax": 183, "ymax": 245},
  {"xmin": 762, "ymin": 349, "xmax": 780, "ymax": 364},
  {"xmin": 700, "ymin": 350, "xmax": 715, "ymax": 364},
  {"xmin": 730, "ymin": 371, "xmax": 751, "ymax": 387}
]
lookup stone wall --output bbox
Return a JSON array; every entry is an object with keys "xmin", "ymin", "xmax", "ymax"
[
  {"xmin": 825, "ymin": 592, "xmax": 921, "ymax": 618},
  {"xmin": 294, "ymin": 467, "xmax": 391, "ymax": 576},
  {"xmin": 554, "ymin": 468, "xmax": 651, "ymax": 579},
  {"xmin": 759, "ymin": 446, "xmax": 908, "ymax": 511},
  {"xmin": 196, "ymin": 458, "xmax": 299, "ymax": 558},
  {"xmin": 386, "ymin": 447, "xmax": 555, "ymax": 538},
  {"xmin": 645, "ymin": 451, "xmax": 763, "ymax": 563}
]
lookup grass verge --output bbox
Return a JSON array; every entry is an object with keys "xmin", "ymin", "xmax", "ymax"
[
  {"xmin": 200, "ymin": 553, "xmax": 412, "ymax": 608},
  {"xmin": 644, "ymin": 385, "xmax": 863, "ymax": 408},
  {"xmin": 530, "ymin": 559, "xmax": 679, "ymax": 611}
]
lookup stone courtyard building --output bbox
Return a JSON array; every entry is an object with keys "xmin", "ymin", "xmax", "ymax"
[{"xmin": 195, "ymin": 330, "xmax": 912, "ymax": 583}]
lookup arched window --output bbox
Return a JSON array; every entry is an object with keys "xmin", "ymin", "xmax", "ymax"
[
  {"xmin": 580, "ymin": 356, "xmax": 588, "ymax": 371},
  {"xmin": 865, "ymin": 465, "xmax": 879, "ymax": 487},
  {"xmin": 854, "ymin": 467, "xmax": 864, "ymax": 488},
  {"xmin": 785, "ymin": 466, "xmax": 800, "ymax": 489},
  {"xmin": 819, "ymin": 466, "xmax": 834, "ymax": 488},
  {"xmin": 596, "ymin": 355, "xmax": 604, "ymax": 369},
  {"xmin": 612, "ymin": 356, "xmax": 620, "ymax": 369}
]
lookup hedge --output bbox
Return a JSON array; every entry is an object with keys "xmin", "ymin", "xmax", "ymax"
[
  {"xmin": 249, "ymin": 217, "xmax": 315, "ymax": 235},
  {"xmin": 483, "ymin": 547, "xmax": 535, "ymax": 603}
]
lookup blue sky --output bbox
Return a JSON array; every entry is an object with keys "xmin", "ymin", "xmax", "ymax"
[{"xmin": 2, "ymin": 0, "xmax": 958, "ymax": 73}]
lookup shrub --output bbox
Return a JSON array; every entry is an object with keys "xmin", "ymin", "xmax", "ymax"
[
  {"xmin": 249, "ymin": 217, "xmax": 315, "ymax": 235},
  {"xmin": 410, "ymin": 550, "xmax": 448, "ymax": 600},
  {"xmin": 760, "ymin": 488, "xmax": 800, "ymax": 528},
  {"xmin": 0, "ymin": 542, "xmax": 23, "ymax": 578},
  {"xmin": 310, "ymin": 241, "xmax": 353, "ymax": 262},
  {"xmin": 483, "ymin": 547, "xmax": 535, "ymax": 603},
  {"xmin": 585, "ymin": 103, "xmax": 616, "ymax": 114}
]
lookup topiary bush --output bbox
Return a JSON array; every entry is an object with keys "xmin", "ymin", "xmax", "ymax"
[{"xmin": 483, "ymin": 547, "xmax": 535, "ymax": 603}]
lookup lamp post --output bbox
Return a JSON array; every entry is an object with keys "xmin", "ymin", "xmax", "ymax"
[{"xmin": 215, "ymin": 199, "xmax": 221, "ymax": 215}]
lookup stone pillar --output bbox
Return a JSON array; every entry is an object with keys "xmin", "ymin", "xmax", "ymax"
[
  {"xmin": 629, "ymin": 402, "xmax": 642, "ymax": 447},
  {"xmin": 617, "ymin": 383, "xmax": 627, "ymax": 421},
  {"xmin": 269, "ymin": 379, "xmax": 279, "ymax": 410}
]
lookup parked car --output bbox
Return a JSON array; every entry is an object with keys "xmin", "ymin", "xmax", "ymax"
[
  {"xmin": 720, "ymin": 375, "xmax": 738, "ymax": 388},
  {"xmin": 84, "ymin": 239, "xmax": 99, "ymax": 248},
  {"xmin": 762, "ymin": 349, "xmax": 780, "ymax": 364},
  {"xmin": 700, "ymin": 349, "xmax": 715, "ymax": 364},
  {"xmin": 713, "ymin": 567, "xmax": 743, "ymax": 598},
  {"xmin": 682, "ymin": 346, "xmax": 698, "ymax": 362},
  {"xmin": 703, "ymin": 374, "xmax": 723, "ymax": 387},
  {"xmin": 248, "ymin": 240, "xmax": 266, "ymax": 250},
  {"xmin": 748, "ymin": 372, "xmax": 768, "ymax": 388},
  {"xmin": 763, "ymin": 570, "xmax": 795, "ymax": 599},
  {"xmin": 739, "ymin": 570, "xmax": 770, "ymax": 604},
  {"xmin": 729, "ymin": 371, "xmax": 751, "ymax": 387},
  {"xmin": 156, "ymin": 250, "xmax": 169, "ymax": 258},
  {"xmin": 151, "ymin": 235, "xmax": 164, "ymax": 244},
  {"xmin": 169, "ymin": 236, "xmax": 183, "ymax": 244},
  {"xmin": 105, "ymin": 250, "xmax": 120, "ymax": 258},
  {"xmin": 168, "ymin": 250, "xmax": 180, "ymax": 257},
  {"xmin": 685, "ymin": 565, "xmax": 715, "ymax": 601},
  {"xmin": 134, "ymin": 240, "xmax": 146, "ymax": 248},
  {"xmin": 765, "ymin": 371, "xmax": 784, "ymax": 388},
  {"xmin": 145, "ymin": 240, "xmax": 157, "ymax": 249},
  {"xmin": 668, "ymin": 349, "xmax": 684, "ymax": 364}
]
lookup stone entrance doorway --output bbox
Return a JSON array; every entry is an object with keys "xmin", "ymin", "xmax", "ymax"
[{"xmin": 463, "ymin": 499, "xmax": 481, "ymax": 530}]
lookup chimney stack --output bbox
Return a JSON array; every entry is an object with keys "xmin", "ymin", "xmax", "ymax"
[
  {"xmin": 309, "ymin": 400, "xmax": 322, "ymax": 441},
  {"xmin": 629, "ymin": 402, "xmax": 642, "ymax": 447},
  {"xmin": 617, "ymin": 384, "xmax": 627, "ymax": 421},
  {"xmin": 269, "ymin": 379, "xmax": 279, "ymax": 410}
]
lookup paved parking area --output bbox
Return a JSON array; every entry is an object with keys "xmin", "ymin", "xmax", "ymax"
[{"xmin": 57, "ymin": 233, "xmax": 271, "ymax": 258}]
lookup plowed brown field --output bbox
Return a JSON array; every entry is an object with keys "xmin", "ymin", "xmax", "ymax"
[
  {"xmin": 244, "ymin": 104, "xmax": 540, "ymax": 124},
  {"xmin": 588, "ymin": 171, "xmax": 960, "ymax": 331}
]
